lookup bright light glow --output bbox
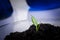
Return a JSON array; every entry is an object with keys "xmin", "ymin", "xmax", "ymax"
[{"xmin": 13, "ymin": 10, "xmax": 28, "ymax": 22}]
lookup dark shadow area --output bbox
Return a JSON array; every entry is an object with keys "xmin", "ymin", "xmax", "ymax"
[
  {"xmin": 0, "ymin": 23, "xmax": 8, "ymax": 28},
  {"xmin": 26, "ymin": 0, "xmax": 60, "ymax": 11},
  {"xmin": 0, "ymin": 0, "xmax": 13, "ymax": 20}
]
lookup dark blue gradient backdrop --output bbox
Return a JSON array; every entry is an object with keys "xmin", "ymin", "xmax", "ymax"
[
  {"xmin": 26, "ymin": 0, "xmax": 60, "ymax": 10},
  {"xmin": 0, "ymin": 0, "xmax": 13, "ymax": 20}
]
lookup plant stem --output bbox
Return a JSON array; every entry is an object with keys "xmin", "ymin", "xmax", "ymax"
[
  {"xmin": 36, "ymin": 24, "xmax": 40, "ymax": 32},
  {"xmin": 36, "ymin": 26, "xmax": 38, "ymax": 32}
]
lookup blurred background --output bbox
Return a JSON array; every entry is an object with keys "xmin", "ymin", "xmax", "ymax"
[{"xmin": 0, "ymin": 0, "xmax": 60, "ymax": 40}]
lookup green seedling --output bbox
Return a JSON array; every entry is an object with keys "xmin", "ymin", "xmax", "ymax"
[{"xmin": 31, "ymin": 16, "xmax": 40, "ymax": 32}]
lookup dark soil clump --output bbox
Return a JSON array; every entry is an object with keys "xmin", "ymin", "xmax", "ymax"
[{"xmin": 4, "ymin": 24, "xmax": 60, "ymax": 40}]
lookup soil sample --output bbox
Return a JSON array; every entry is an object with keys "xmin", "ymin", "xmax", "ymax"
[{"xmin": 4, "ymin": 24, "xmax": 60, "ymax": 40}]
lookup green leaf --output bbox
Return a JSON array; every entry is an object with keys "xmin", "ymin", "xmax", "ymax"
[{"xmin": 31, "ymin": 16, "xmax": 39, "ymax": 31}]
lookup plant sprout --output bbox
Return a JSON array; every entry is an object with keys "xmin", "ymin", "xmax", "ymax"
[{"xmin": 31, "ymin": 16, "xmax": 40, "ymax": 32}]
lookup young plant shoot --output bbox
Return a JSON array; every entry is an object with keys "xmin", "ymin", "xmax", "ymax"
[{"xmin": 31, "ymin": 16, "xmax": 40, "ymax": 32}]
